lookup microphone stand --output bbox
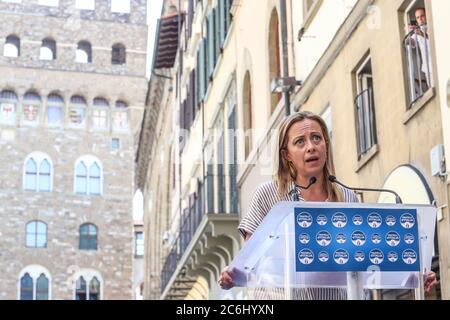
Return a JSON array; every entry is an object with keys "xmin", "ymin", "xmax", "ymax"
[{"xmin": 329, "ymin": 176, "xmax": 403, "ymax": 204}]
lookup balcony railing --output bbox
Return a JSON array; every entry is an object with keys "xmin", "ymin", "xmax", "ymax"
[
  {"xmin": 354, "ymin": 88, "xmax": 377, "ymax": 159},
  {"xmin": 160, "ymin": 174, "xmax": 238, "ymax": 295},
  {"xmin": 403, "ymin": 28, "xmax": 433, "ymax": 108}
]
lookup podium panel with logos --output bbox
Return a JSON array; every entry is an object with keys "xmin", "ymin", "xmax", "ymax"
[{"xmin": 230, "ymin": 202, "xmax": 436, "ymax": 298}]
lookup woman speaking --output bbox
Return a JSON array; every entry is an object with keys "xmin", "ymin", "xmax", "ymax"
[{"xmin": 219, "ymin": 111, "xmax": 436, "ymax": 299}]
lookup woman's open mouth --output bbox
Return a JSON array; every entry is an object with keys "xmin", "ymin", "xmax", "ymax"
[{"xmin": 305, "ymin": 157, "xmax": 320, "ymax": 164}]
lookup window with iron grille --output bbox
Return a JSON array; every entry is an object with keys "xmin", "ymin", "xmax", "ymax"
[{"xmin": 354, "ymin": 55, "xmax": 377, "ymax": 159}]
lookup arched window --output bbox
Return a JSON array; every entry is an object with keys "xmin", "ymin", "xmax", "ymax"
[
  {"xmin": 268, "ymin": 9, "xmax": 281, "ymax": 114},
  {"xmin": 46, "ymin": 93, "xmax": 64, "ymax": 126},
  {"xmin": 36, "ymin": 274, "xmax": 49, "ymax": 300},
  {"xmin": 0, "ymin": 89, "xmax": 18, "ymax": 124},
  {"xmin": 113, "ymin": 100, "xmax": 128, "ymax": 131},
  {"xmin": 23, "ymin": 152, "xmax": 53, "ymax": 192},
  {"xmin": 20, "ymin": 273, "xmax": 33, "ymax": 300},
  {"xmin": 26, "ymin": 220, "xmax": 47, "ymax": 248},
  {"xmin": 18, "ymin": 266, "xmax": 51, "ymax": 300},
  {"xmin": 75, "ymin": 276, "xmax": 87, "ymax": 300},
  {"xmin": 111, "ymin": 43, "xmax": 126, "ymax": 65},
  {"xmin": 243, "ymin": 71, "xmax": 253, "ymax": 159},
  {"xmin": 79, "ymin": 223, "xmax": 98, "ymax": 250},
  {"xmin": 74, "ymin": 271, "xmax": 102, "ymax": 300},
  {"xmin": 4, "ymin": 35, "xmax": 20, "ymax": 57},
  {"xmin": 76, "ymin": 41, "xmax": 92, "ymax": 63},
  {"xmin": 23, "ymin": 92, "xmax": 41, "ymax": 124},
  {"xmin": 69, "ymin": 95, "xmax": 87, "ymax": 127},
  {"xmin": 89, "ymin": 277, "xmax": 100, "ymax": 300},
  {"xmin": 92, "ymin": 97, "xmax": 109, "ymax": 129},
  {"xmin": 74, "ymin": 156, "xmax": 102, "ymax": 195},
  {"xmin": 40, "ymin": 38, "xmax": 56, "ymax": 60}
]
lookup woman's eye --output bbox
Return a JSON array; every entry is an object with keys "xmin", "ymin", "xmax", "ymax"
[
  {"xmin": 295, "ymin": 138, "xmax": 305, "ymax": 145},
  {"xmin": 313, "ymin": 135, "xmax": 322, "ymax": 142}
]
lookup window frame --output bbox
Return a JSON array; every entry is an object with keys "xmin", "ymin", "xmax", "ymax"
[
  {"xmin": 0, "ymin": 89, "xmax": 18, "ymax": 125},
  {"xmin": 22, "ymin": 91, "xmax": 41, "ymax": 126},
  {"xmin": 3, "ymin": 35, "xmax": 20, "ymax": 58},
  {"xmin": 111, "ymin": 43, "xmax": 126, "ymax": 65},
  {"xmin": 354, "ymin": 54, "xmax": 378, "ymax": 161},
  {"xmin": 74, "ymin": 156, "xmax": 103, "ymax": 196},
  {"xmin": 134, "ymin": 231, "xmax": 144, "ymax": 258},
  {"xmin": 75, "ymin": 41, "xmax": 92, "ymax": 64},
  {"xmin": 18, "ymin": 265, "xmax": 52, "ymax": 300},
  {"xmin": 25, "ymin": 220, "xmax": 48, "ymax": 248},
  {"xmin": 79, "ymin": 223, "xmax": 98, "ymax": 250},
  {"xmin": 46, "ymin": 93, "xmax": 64, "ymax": 127},
  {"xmin": 23, "ymin": 152, "xmax": 53, "ymax": 192},
  {"xmin": 73, "ymin": 270, "xmax": 103, "ymax": 300},
  {"xmin": 40, "ymin": 38, "xmax": 57, "ymax": 61},
  {"xmin": 92, "ymin": 97, "xmax": 110, "ymax": 130}
]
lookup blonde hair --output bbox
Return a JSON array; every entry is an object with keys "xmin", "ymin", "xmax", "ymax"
[{"xmin": 275, "ymin": 111, "xmax": 343, "ymax": 202}]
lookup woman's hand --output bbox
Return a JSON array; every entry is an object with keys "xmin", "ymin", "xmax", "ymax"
[
  {"xmin": 218, "ymin": 266, "xmax": 236, "ymax": 290},
  {"xmin": 424, "ymin": 271, "xmax": 437, "ymax": 293}
]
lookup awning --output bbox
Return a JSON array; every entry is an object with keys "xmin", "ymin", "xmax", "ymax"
[{"xmin": 153, "ymin": 13, "xmax": 184, "ymax": 69}]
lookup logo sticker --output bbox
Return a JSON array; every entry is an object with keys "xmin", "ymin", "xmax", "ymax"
[
  {"xmin": 297, "ymin": 212, "xmax": 313, "ymax": 228},
  {"xmin": 318, "ymin": 251, "xmax": 329, "ymax": 263},
  {"xmin": 367, "ymin": 213, "xmax": 382, "ymax": 228},
  {"xmin": 386, "ymin": 215, "xmax": 396, "ymax": 227},
  {"xmin": 400, "ymin": 214, "xmax": 415, "ymax": 229},
  {"xmin": 336, "ymin": 233, "xmax": 347, "ymax": 244},
  {"xmin": 299, "ymin": 233, "xmax": 310, "ymax": 244},
  {"xmin": 371, "ymin": 233, "xmax": 382, "ymax": 244},
  {"xmin": 386, "ymin": 231, "xmax": 400, "ymax": 247},
  {"xmin": 353, "ymin": 215, "xmax": 363, "ymax": 226},
  {"xmin": 388, "ymin": 251, "xmax": 398, "ymax": 263},
  {"xmin": 404, "ymin": 233, "xmax": 415, "ymax": 245},
  {"xmin": 369, "ymin": 249, "xmax": 384, "ymax": 265},
  {"xmin": 402, "ymin": 249, "xmax": 417, "ymax": 265},
  {"xmin": 354, "ymin": 251, "xmax": 365, "ymax": 262},
  {"xmin": 332, "ymin": 212, "xmax": 347, "ymax": 228},
  {"xmin": 298, "ymin": 249, "xmax": 314, "ymax": 265},
  {"xmin": 317, "ymin": 215, "xmax": 328, "ymax": 226},
  {"xmin": 316, "ymin": 231, "xmax": 332, "ymax": 247},
  {"xmin": 351, "ymin": 231, "xmax": 366, "ymax": 246},
  {"xmin": 333, "ymin": 249, "xmax": 349, "ymax": 265}
]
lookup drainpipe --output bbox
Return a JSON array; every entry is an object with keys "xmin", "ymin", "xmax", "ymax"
[{"xmin": 280, "ymin": 0, "xmax": 291, "ymax": 116}]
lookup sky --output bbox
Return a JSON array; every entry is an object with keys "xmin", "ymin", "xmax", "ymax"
[
  {"xmin": 133, "ymin": 1, "xmax": 164, "ymax": 220},
  {"xmin": 146, "ymin": 0, "xmax": 164, "ymax": 78}
]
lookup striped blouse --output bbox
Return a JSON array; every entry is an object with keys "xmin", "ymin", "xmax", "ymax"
[{"xmin": 238, "ymin": 180, "xmax": 359, "ymax": 300}]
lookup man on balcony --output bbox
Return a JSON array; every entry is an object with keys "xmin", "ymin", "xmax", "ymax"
[{"xmin": 408, "ymin": 7, "xmax": 434, "ymax": 90}]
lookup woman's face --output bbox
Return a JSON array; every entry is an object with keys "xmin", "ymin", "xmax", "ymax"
[{"xmin": 283, "ymin": 119, "xmax": 327, "ymax": 181}]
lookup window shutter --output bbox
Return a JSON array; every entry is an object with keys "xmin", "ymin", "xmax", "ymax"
[
  {"xmin": 207, "ymin": 13, "xmax": 215, "ymax": 78},
  {"xmin": 207, "ymin": 164, "xmax": 215, "ymax": 214},
  {"xmin": 190, "ymin": 69, "xmax": 196, "ymax": 119},
  {"xmin": 197, "ymin": 39, "xmax": 206, "ymax": 103},
  {"xmin": 188, "ymin": 0, "xmax": 194, "ymax": 39},
  {"xmin": 214, "ymin": 7, "xmax": 220, "ymax": 61}
]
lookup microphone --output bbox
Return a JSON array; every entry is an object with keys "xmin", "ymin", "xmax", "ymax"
[
  {"xmin": 291, "ymin": 177, "xmax": 317, "ymax": 201},
  {"xmin": 297, "ymin": 177, "xmax": 317, "ymax": 190},
  {"xmin": 328, "ymin": 175, "xmax": 403, "ymax": 204}
]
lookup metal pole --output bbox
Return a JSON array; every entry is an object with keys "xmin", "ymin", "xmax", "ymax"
[{"xmin": 279, "ymin": 0, "xmax": 291, "ymax": 116}]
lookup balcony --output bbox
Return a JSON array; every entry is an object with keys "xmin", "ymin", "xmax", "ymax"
[
  {"xmin": 403, "ymin": 28, "xmax": 434, "ymax": 109},
  {"xmin": 160, "ymin": 178, "xmax": 240, "ymax": 300}
]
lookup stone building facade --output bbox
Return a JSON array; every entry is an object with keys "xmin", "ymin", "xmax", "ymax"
[{"xmin": 0, "ymin": 0, "xmax": 148, "ymax": 300}]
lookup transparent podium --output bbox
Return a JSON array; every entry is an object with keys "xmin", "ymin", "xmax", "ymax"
[{"xmin": 230, "ymin": 202, "xmax": 436, "ymax": 300}]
